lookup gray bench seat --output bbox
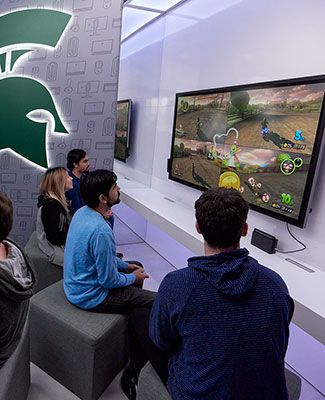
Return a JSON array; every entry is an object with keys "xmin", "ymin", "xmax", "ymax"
[
  {"xmin": 137, "ymin": 363, "xmax": 302, "ymax": 400},
  {"xmin": 24, "ymin": 231, "xmax": 63, "ymax": 293},
  {"xmin": 29, "ymin": 280, "xmax": 129, "ymax": 400}
]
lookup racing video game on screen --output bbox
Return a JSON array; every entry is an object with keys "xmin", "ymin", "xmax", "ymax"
[{"xmin": 170, "ymin": 82, "xmax": 325, "ymax": 221}]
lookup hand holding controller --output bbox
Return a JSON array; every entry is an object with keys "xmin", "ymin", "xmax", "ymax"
[{"xmin": 133, "ymin": 268, "xmax": 149, "ymax": 284}]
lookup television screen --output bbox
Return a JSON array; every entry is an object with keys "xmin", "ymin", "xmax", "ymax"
[
  {"xmin": 114, "ymin": 99, "xmax": 132, "ymax": 162},
  {"xmin": 169, "ymin": 75, "xmax": 325, "ymax": 227}
]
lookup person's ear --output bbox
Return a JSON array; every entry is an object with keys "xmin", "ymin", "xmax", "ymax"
[
  {"xmin": 195, "ymin": 221, "xmax": 201, "ymax": 234},
  {"xmin": 241, "ymin": 222, "xmax": 248, "ymax": 237},
  {"xmin": 99, "ymin": 194, "xmax": 107, "ymax": 204}
]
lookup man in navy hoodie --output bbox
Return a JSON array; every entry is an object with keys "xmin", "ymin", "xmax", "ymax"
[{"xmin": 125, "ymin": 188, "xmax": 294, "ymax": 400}]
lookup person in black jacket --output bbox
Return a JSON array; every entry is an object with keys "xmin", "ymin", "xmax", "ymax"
[
  {"xmin": 36, "ymin": 167, "xmax": 73, "ymax": 266},
  {"xmin": 0, "ymin": 192, "xmax": 36, "ymax": 368}
]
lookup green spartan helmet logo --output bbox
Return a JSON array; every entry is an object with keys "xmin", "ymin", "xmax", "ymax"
[{"xmin": 0, "ymin": 9, "xmax": 72, "ymax": 167}]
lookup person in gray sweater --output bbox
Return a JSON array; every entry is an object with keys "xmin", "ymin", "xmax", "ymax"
[{"xmin": 0, "ymin": 192, "xmax": 36, "ymax": 368}]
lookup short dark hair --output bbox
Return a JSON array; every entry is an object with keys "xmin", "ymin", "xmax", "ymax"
[
  {"xmin": 80, "ymin": 169, "xmax": 117, "ymax": 208},
  {"xmin": 67, "ymin": 149, "xmax": 87, "ymax": 171},
  {"xmin": 0, "ymin": 192, "xmax": 13, "ymax": 242},
  {"xmin": 195, "ymin": 188, "xmax": 249, "ymax": 248}
]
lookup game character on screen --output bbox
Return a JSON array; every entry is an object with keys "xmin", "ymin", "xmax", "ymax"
[
  {"xmin": 261, "ymin": 116, "xmax": 269, "ymax": 137},
  {"xmin": 225, "ymin": 142, "xmax": 240, "ymax": 169}
]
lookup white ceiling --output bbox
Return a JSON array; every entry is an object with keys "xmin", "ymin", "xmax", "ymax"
[{"xmin": 121, "ymin": 0, "xmax": 186, "ymax": 41}]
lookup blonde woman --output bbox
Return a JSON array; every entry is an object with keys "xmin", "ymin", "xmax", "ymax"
[{"xmin": 36, "ymin": 167, "xmax": 73, "ymax": 266}]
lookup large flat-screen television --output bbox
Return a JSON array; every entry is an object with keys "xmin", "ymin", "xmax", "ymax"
[
  {"xmin": 168, "ymin": 75, "xmax": 325, "ymax": 227},
  {"xmin": 114, "ymin": 99, "xmax": 132, "ymax": 162}
]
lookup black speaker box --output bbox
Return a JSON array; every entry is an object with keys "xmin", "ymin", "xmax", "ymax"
[{"xmin": 251, "ymin": 228, "xmax": 278, "ymax": 254}]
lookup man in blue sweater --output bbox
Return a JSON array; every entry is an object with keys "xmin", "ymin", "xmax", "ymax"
[
  {"xmin": 63, "ymin": 169, "xmax": 155, "ymax": 313},
  {"xmin": 126, "ymin": 188, "xmax": 294, "ymax": 400}
]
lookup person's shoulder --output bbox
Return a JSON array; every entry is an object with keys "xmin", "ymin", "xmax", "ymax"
[
  {"xmin": 253, "ymin": 258, "xmax": 289, "ymax": 293},
  {"xmin": 163, "ymin": 266, "xmax": 192, "ymax": 281},
  {"xmin": 68, "ymin": 171, "xmax": 80, "ymax": 186},
  {"xmin": 73, "ymin": 207, "xmax": 109, "ymax": 230},
  {"xmin": 155, "ymin": 267, "xmax": 204, "ymax": 313},
  {"xmin": 73, "ymin": 206, "xmax": 95, "ymax": 221},
  {"xmin": 3, "ymin": 238, "xmax": 24, "ymax": 258},
  {"xmin": 159, "ymin": 266, "xmax": 199, "ymax": 295},
  {"xmin": 41, "ymin": 197, "xmax": 65, "ymax": 212},
  {"xmin": 68, "ymin": 170, "xmax": 77, "ymax": 179}
]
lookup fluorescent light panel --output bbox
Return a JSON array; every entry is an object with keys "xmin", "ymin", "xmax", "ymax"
[
  {"xmin": 127, "ymin": 0, "xmax": 183, "ymax": 12},
  {"xmin": 121, "ymin": 7, "xmax": 160, "ymax": 40}
]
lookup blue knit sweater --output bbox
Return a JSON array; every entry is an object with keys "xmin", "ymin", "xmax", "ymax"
[
  {"xmin": 66, "ymin": 172, "xmax": 84, "ymax": 215},
  {"xmin": 149, "ymin": 248, "xmax": 294, "ymax": 400},
  {"xmin": 63, "ymin": 206, "xmax": 135, "ymax": 309}
]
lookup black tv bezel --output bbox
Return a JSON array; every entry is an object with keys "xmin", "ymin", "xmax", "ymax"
[
  {"xmin": 168, "ymin": 74, "xmax": 325, "ymax": 228},
  {"xmin": 114, "ymin": 99, "xmax": 132, "ymax": 162}
]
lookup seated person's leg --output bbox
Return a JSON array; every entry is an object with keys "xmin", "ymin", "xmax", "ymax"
[
  {"xmin": 91, "ymin": 286, "xmax": 156, "ymax": 314},
  {"xmin": 121, "ymin": 308, "xmax": 169, "ymax": 400},
  {"xmin": 129, "ymin": 307, "xmax": 169, "ymax": 383}
]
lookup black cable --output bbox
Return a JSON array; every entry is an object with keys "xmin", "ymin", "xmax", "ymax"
[{"xmin": 275, "ymin": 222, "xmax": 306, "ymax": 254}]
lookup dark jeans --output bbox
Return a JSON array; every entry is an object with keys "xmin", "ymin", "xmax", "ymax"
[
  {"xmin": 91, "ymin": 261, "xmax": 156, "ymax": 315},
  {"xmin": 92, "ymin": 286, "xmax": 156, "ymax": 314},
  {"xmin": 128, "ymin": 307, "xmax": 169, "ymax": 384}
]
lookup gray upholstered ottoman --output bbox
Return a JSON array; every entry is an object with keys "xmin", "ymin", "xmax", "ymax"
[
  {"xmin": 0, "ymin": 316, "xmax": 30, "ymax": 400},
  {"xmin": 136, "ymin": 363, "xmax": 302, "ymax": 400},
  {"xmin": 137, "ymin": 362, "xmax": 171, "ymax": 400},
  {"xmin": 29, "ymin": 281, "xmax": 129, "ymax": 400},
  {"xmin": 24, "ymin": 232, "xmax": 63, "ymax": 293}
]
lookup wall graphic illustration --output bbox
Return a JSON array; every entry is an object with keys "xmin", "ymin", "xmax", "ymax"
[
  {"xmin": 0, "ymin": 0, "xmax": 122, "ymax": 245},
  {"xmin": 0, "ymin": 8, "xmax": 71, "ymax": 167}
]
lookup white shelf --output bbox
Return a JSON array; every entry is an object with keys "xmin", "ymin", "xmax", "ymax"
[
  {"xmin": 121, "ymin": 186, "xmax": 203, "ymax": 254},
  {"xmin": 116, "ymin": 172, "xmax": 325, "ymax": 344},
  {"xmin": 116, "ymin": 174, "xmax": 147, "ymax": 190}
]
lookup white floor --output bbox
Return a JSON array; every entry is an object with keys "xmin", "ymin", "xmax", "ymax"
[{"xmin": 27, "ymin": 217, "xmax": 324, "ymax": 400}]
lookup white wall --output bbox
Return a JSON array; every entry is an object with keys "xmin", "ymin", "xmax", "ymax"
[
  {"xmin": 117, "ymin": 18, "xmax": 166, "ymax": 186},
  {"xmin": 116, "ymin": 0, "xmax": 325, "ymax": 272}
]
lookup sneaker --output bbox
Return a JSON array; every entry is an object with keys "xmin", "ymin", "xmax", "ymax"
[{"xmin": 120, "ymin": 368, "xmax": 137, "ymax": 400}]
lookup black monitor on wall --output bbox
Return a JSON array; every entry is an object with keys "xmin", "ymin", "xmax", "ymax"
[
  {"xmin": 114, "ymin": 99, "xmax": 132, "ymax": 162},
  {"xmin": 168, "ymin": 75, "xmax": 325, "ymax": 228}
]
